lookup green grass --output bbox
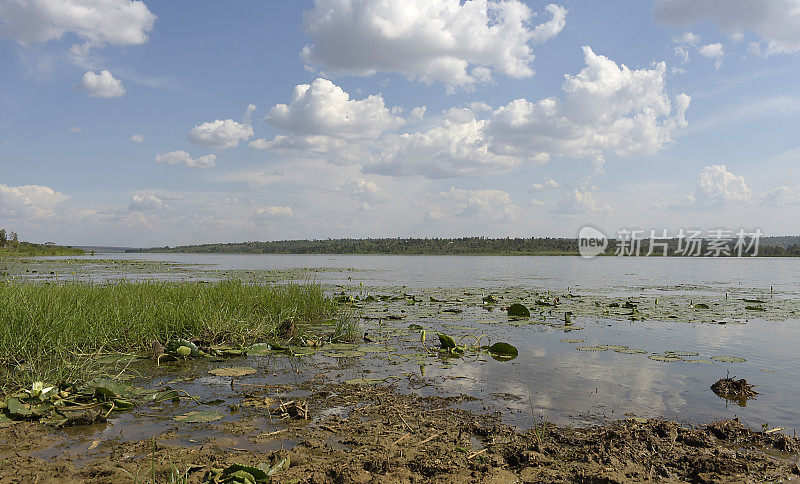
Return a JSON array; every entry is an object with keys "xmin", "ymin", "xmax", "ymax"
[{"xmin": 0, "ymin": 279, "xmax": 336, "ymax": 393}]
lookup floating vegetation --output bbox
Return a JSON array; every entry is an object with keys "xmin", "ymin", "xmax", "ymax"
[
  {"xmin": 507, "ymin": 303, "xmax": 530, "ymax": 318},
  {"xmin": 208, "ymin": 367, "xmax": 257, "ymax": 377},
  {"xmin": 561, "ymin": 339, "xmax": 584, "ymax": 344},
  {"xmin": 576, "ymin": 346, "xmax": 608, "ymax": 352},
  {"xmin": 487, "ymin": 342, "xmax": 518, "ymax": 361},
  {"xmin": 613, "ymin": 348, "xmax": 648, "ymax": 354},
  {"xmin": 1, "ymin": 379, "xmax": 187, "ymax": 427},
  {"xmin": 710, "ymin": 356, "xmax": 747, "ymax": 363},
  {"xmin": 666, "ymin": 351, "xmax": 700, "ymax": 357},
  {"xmin": 693, "ymin": 303, "xmax": 710, "ymax": 309},
  {"xmin": 648, "ymin": 354, "xmax": 683, "ymax": 362}
]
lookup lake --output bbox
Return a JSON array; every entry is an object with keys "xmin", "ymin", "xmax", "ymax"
[{"xmin": 36, "ymin": 253, "xmax": 800, "ymax": 433}]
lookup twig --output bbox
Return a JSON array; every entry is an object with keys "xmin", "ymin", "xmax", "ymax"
[
  {"xmin": 418, "ymin": 431, "xmax": 443, "ymax": 445},
  {"xmin": 765, "ymin": 427, "xmax": 784, "ymax": 434},
  {"xmin": 398, "ymin": 412, "xmax": 414, "ymax": 432},
  {"xmin": 262, "ymin": 428, "xmax": 289, "ymax": 437},
  {"xmin": 467, "ymin": 448, "xmax": 487, "ymax": 460},
  {"xmin": 391, "ymin": 432, "xmax": 411, "ymax": 447}
]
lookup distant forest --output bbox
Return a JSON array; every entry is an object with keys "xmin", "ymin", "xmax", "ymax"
[
  {"xmin": 128, "ymin": 236, "xmax": 800, "ymax": 257},
  {"xmin": 0, "ymin": 228, "xmax": 85, "ymax": 257}
]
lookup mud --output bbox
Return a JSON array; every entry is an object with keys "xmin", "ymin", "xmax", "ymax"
[{"xmin": 1, "ymin": 382, "xmax": 798, "ymax": 483}]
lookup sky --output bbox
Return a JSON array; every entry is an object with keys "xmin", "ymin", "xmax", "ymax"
[{"xmin": 1, "ymin": 0, "xmax": 800, "ymax": 247}]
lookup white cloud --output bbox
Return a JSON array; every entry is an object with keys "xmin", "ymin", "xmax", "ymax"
[
  {"xmin": 698, "ymin": 43, "xmax": 724, "ymax": 58},
  {"xmin": 675, "ymin": 31, "xmax": 700, "ymax": 46},
  {"xmin": 426, "ymin": 187, "xmax": 517, "ymax": 221},
  {"xmin": 698, "ymin": 43, "xmax": 724, "ymax": 68},
  {"xmin": 265, "ymin": 78, "xmax": 404, "ymax": 140},
  {"xmin": 674, "ymin": 45, "xmax": 690, "ymax": 63},
  {"xmin": 654, "ymin": 0, "xmax": 800, "ymax": 54},
  {"xmin": 0, "ymin": 183, "xmax": 68, "ymax": 218},
  {"xmin": 155, "ymin": 150, "xmax": 216, "ymax": 169},
  {"xmin": 530, "ymin": 198, "xmax": 544, "ymax": 206},
  {"xmin": 761, "ymin": 185, "xmax": 800, "ymax": 206},
  {"xmin": 0, "ymin": 0, "xmax": 156, "ymax": 52},
  {"xmin": 488, "ymin": 47, "xmax": 690, "ymax": 169},
  {"xmin": 531, "ymin": 4, "xmax": 568, "ymax": 44},
  {"xmin": 552, "ymin": 187, "xmax": 610, "ymax": 215},
  {"xmin": 69, "ymin": 126, "xmax": 82, "ymax": 133},
  {"xmin": 255, "ymin": 206, "xmax": 294, "ymax": 219},
  {"xmin": 366, "ymin": 117, "xmax": 520, "ymax": 177},
  {"xmin": 75, "ymin": 70, "xmax": 125, "ymax": 98},
  {"xmin": 345, "ymin": 178, "xmax": 391, "ymax": 207},
  {"xmin": 187, "ymin": 119, "xmax": 253, "ymax": 150},
  {"xmin": 129, "ymin": 193, "xmax": 166, "ymax": 211},
  {"xmin": 261, "ymin": 48, "xmax": 689, "ymax": 179},
  {"xmin": 301, "ymin": 0, "xmax": 567, "ymax": 90},
  {"xmin": 130, "ymin": 134, "xmax": 144, "ymax": 143},
  {"xmin": 694, "ymin": 164, "xmax": 751, "ymax": 205}
]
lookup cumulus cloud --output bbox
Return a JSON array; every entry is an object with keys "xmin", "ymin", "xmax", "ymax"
[
  {"xmin": 265, "ymin": 78, "xmax": 405, "ymax": 140},
  {"xmin": 255, "ymin": 206, "xmax": 294, "ymax": 219},
  {"xmin": 130, "ymin": 134, "xmax": 144, "ymax": 143},
  {"xmin": 155, "ymin": 150, "xmax": 216, "ymax": 168},
  {"xmin": 488, "ymin": 47, "xmax": 690, "ymax": 168},
  {"xmin": 426, "ymin": 187, "xmax": 517, "ymax": 221},
  {"xmin": 0, "ymin": 0, "xmax": 156, "ymax": 53},
  {"xmin": 187, "ymin": 119, "xmax": 253, "ymax": 150},
  {"xmin": 301, "ymin": 0, "xmax": 567, "ymax": 90},
  {"xmin": 260, "ymin": 49, "xmax": 689, "ymax": 179},
  {"xmin": 129, "ymin": 193, "xmax": 167, "ymax": 211},
  {"xmin": 654, "ymin": 0, "xmax": 800, "ymax": 54},
  {"xmin": 694, "ymin": 164, "xmax": 751, "ymax": 205},
  {"xmin": 366, "ymin": 116, "xmax": 519, "ymax": 177},
  {"xmin": 345, "ymin": 178, "xmax": 390, "ymax": 209},
  {"xmin": 75, "ymin": 70, "xmax": 125, "ymax": 98},
  {"xmin": 698, "ymin": 43, "xmax": 724, "ymax": 68},
  {"xmin": 552, "ymin": 187, "xmax": 609, "ymax": 215},
  {"xmin": 761, "ymin": 185, "xmax": 800, "ymax": 206},
  {"xmin": 527, "ymin": 178, "xmax": 559, "ymax": 191},
  {"xmin": 0, "ymin": 183, "xmax": 68, "ymax": 218}
]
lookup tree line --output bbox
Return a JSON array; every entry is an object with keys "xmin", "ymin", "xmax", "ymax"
[{"xmin": 129, "ymin": 236, "xmax": 800, "ymax": 256}]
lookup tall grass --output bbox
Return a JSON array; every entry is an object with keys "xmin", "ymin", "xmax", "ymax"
[{"xmin": 0, "ymin": 279, "xmax": 336, "ymax": 392}]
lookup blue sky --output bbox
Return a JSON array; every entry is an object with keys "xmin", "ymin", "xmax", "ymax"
[{"xmin": 1, "ymin": 0, "xmax": 800, "ymax": 246}]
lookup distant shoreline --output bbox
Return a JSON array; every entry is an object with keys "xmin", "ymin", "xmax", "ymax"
[{"xmin": 124, "ymin": 236, "xmax": 800, "ymax": 257}]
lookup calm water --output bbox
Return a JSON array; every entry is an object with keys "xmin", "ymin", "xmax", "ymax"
[{"xmin": 53, "ymin": 253, "xmax": 800, "ymax": 432}]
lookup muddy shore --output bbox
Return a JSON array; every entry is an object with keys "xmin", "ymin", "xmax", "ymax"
[{"xmin": 2, "ymin": 382, "xmax": 798, "ymax": 483}]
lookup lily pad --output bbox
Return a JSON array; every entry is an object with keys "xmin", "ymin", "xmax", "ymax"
[
  {"xmin": 507, "ymin": 303, "xmax": 530, "ymax": 318},
  {"xmin": 560, "ymin": 339, "xmax": 584, "ymax": 343},
  {"xmin": 487, "ymin": 342, "xmax": 518, "ymax": 359},
  {"xmin": 613, "ymin": 348, "xmax": 648, "ymax": 354},
  {"xmin": 174, "ymin": 411, "xmax": 224, "ymax": 423},
  {"xmin": 648, "ymin": 354, "xmax": 683, "ymax": 362},
  {"xmin": 710, "ymin": 356, "xmax": 747, "ymax": 363},
  {"xmin": 576, "ymin": 346, "xmax": 608, "ymax": 352},
  {"xmin": 693, "ymin": 303, "xmax": 710, "ymax": 309},
  {"xmin": 665, "ymin": 351, "xmax": 699, "ymax": 357},
  {"xmin": 208, "ymin": 367, "xmax": 257, "ymax": 377}
]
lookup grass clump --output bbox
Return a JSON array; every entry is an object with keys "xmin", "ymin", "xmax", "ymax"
[{"xmin": 0, "ymin": 279, "xmax": 336, "ymax": 393}]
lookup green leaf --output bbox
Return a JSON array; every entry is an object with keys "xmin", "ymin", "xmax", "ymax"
[
  {"xmin": 437, "ymin": 333, "xmax": 456, "ymax": 349},
  {"xmin": 487, "ymin": 342, "xmax": 518, "ymax": 360},
  {"xmin": 5, "ymin": 397, "xmax": 32, "ymax": 418},
  {"xmin": 507, "ymin": 303, "xmax": 530, "ymax": 318},
  {"xmin": 220, "ymin": 464, "xmax": 269, "ymax": 483}
]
